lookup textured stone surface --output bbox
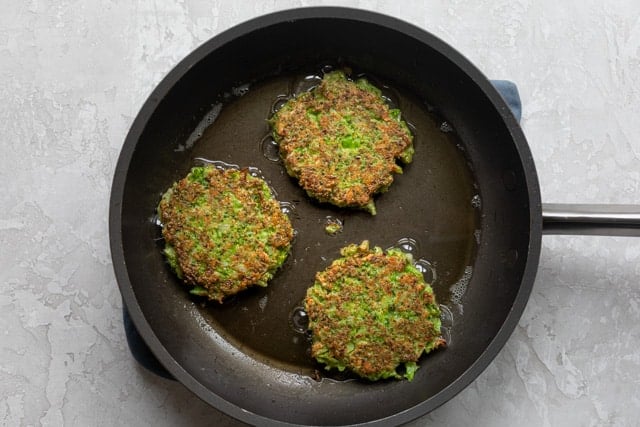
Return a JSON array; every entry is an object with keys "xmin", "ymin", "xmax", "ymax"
[{"xmin": 1, "ymin": 1, "xmax": 639, "ymax": 426}]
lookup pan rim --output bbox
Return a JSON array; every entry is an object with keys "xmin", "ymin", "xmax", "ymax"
[{"xmin": 109, "ymin": 6, "xmax": 543, "ymax": 426}]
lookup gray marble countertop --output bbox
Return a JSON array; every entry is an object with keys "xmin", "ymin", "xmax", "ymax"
[{"xmin": 2, "ymin": 1, "xmax": 640, "ymax": 426}]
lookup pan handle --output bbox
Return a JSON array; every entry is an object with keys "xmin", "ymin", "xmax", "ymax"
[{"xmin": 542, "ymin": 203, "xmax": 640, "ymax": 236}]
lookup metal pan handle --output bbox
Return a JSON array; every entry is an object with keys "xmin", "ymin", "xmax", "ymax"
[{"xmin": 542, "ymin": 203, "xmax": 640, "ymax": 236}]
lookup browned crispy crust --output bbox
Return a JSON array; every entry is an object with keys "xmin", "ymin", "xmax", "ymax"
[
  {"xmin": 305, "ymin": 241, "xmax": 445, "ymax": 381},
  {"xmin": 271, "ymin": 71, "xmax": 413, "ymax": 214},
  {"xmin": 158, "ymin": 166, "xmax": 294, "ymax": 302}
]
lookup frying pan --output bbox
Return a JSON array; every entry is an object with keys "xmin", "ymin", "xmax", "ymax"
[{"xmin": 109, "ymin": 7, "xmax": 640, "ymax": 426}]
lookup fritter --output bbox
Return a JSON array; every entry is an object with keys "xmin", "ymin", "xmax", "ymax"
[
  {"xmin": 157, "ymin": 166, "xmax": 294, "ymax": 303},
  {"xmin": 305, "ymin": 241, "xmax": 445, "ymax": 381},
  {"xmin": 270, "ymin": 71, "xmax": 414, "ymax": 215}
]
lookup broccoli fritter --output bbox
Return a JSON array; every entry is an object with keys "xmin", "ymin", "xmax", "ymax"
[
  {"xmin": 270, "ymin": 71, "xmax": 414, "ymax": 215},
  {"xmin": 305, "ymin": 241, "xmax": 445, "ymax": 381},
  {"xmin": 158, "ymin": 166, "xmax": 294, "ymax": 303}
]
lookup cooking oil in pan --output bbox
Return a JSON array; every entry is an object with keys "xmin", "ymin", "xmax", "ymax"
[
  {"xmin": 289, "ymin": 306, "xmax": 309, "ymax": 334},
  {"xmin": 176, "ymin": 68, "xmax": 479, "ymax": 375},
  {"xmin": 260, "ymin": 135, "xmax": 280, "ymax": 162}
]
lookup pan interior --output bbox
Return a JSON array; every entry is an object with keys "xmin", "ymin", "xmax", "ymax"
[
  {"xmin": 115, "ymin": 10, "xmax": 537, "ymax": 426},
  {"xmin": 166, "ymin": 70, "xmax": 480, "ymax": 374}
]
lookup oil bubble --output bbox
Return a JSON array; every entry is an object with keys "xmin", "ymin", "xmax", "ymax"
[
  {"xmin": 381, "ymin": 94, "xmax": 399, "ymax": 110},
  {"xmin": 440, "ymin": 121, "xmax": 454, "ymax": 133},
  {"xmin": 149, "ymin": 213, "xmax": 162, "ymax": 227},
  {"xmin": 231, "ymin": 83, "xmax": 250, "ymax": 97},
  {"xmin": 260, "ymin": 135, "xmax": 281, "ymax": 162},
  {"xmin": 246, "ymin": 166, "xmax": 266, "ymax": 180},
  {"xmin": 290, "ymin": 307, "xmax": 309, "ymax": 334},
  {"xmin": 293, "ymin": 74, "xmax": 322, "ymax": 94},
  {"xmin": 415, "ymin": 259, "xmax": 436, "ymax": 283},
  {"xmin": 193, "ymin": 158, "xmax": 239, "ymax": 170},
  {"xmin": 379, "ymin": 84, "xmax": 401, "ymax": 110},
  {"xmin": 320, "ymin": 64, "xmax": 335, "ymax": 75},
  {"xmin": 439, "ymin": 304, "xmax": 453, "ymax": 327},
  {"xmin": 150, "ymin": 213, "xmax": 164, "ymax": 243},
  {"xmin": 449, "ymin": 266, "xmax": 473, "ymax": 314},
  {"xmin": 279, "ymin": 201, "xmax": 297, "ymax": 216},
  {"xmin": 271, "ymin": 95, "xmax": 290, "ymax": 115},
  {"xmin": 471, "ymin": 194, "xmax": 481, "ymax": 209},
  {"xmin": 390, "ymin": 237, "xmax": 420, "ymax": 257}
]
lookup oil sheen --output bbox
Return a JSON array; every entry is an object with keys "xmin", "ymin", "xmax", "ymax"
[{"xmin": 179, "ymin": 69, "xmax": 480, "ymax": 375}]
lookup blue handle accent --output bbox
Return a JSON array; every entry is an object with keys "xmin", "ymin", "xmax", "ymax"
[
  {"xmin": 490, "ymin": 79, "xmax": 522, "ymax": 122},
  {"xmin": 123, "ymin": 305, "xmax": 174, "ymax": 379}
]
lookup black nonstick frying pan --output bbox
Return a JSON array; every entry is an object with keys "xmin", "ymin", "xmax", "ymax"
[{"xmin": 109, "ymin": 7, "xmax": 640, "ymax": 426}]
